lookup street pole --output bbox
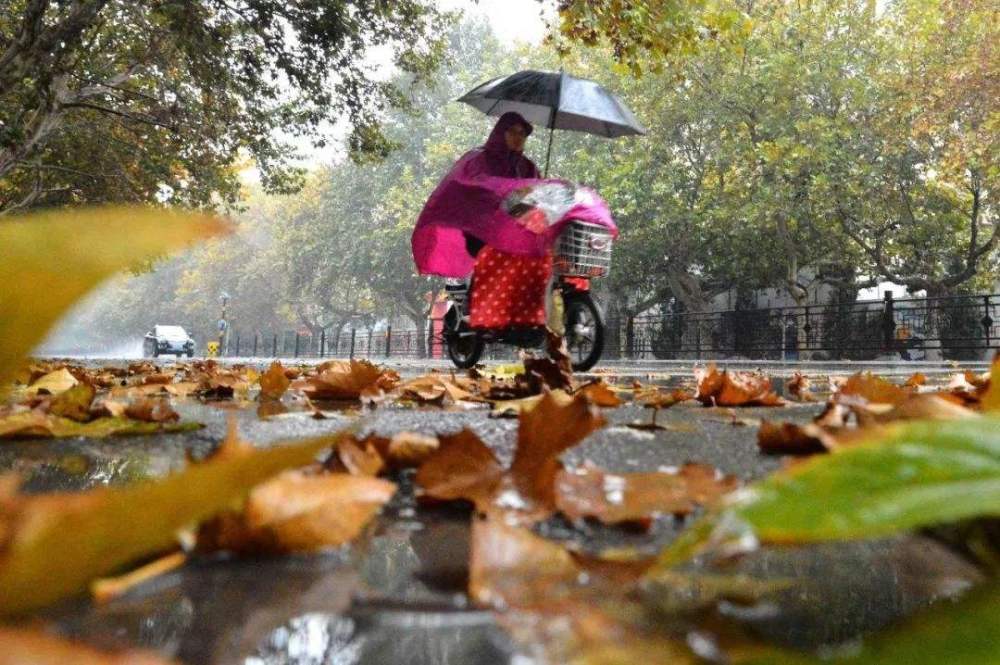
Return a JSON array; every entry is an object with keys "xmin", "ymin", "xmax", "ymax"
[{"xmin": 218, "ymin": 291, "xmax": 230, "ymax": 357}]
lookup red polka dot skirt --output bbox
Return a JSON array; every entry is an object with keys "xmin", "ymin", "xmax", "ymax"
[{"xmin": 469, "ymin": 246, "xmax": 552, "ymax": 330}]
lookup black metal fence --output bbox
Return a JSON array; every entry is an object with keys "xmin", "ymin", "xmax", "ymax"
[{"xmin": 226, "ymin": 293, "xmax": 1000, "ymax": 362}]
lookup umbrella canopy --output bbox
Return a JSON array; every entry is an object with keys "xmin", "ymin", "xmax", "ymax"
[{"xmin": 457, "ymin": 69, "xmax": 645, "ymax": 139}]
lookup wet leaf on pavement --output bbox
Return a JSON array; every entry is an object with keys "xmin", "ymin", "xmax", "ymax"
[
  {"xmin": 695, "ymin": 365, "xmax": 783, "ymax": 407},
  {"xmin": 258, "ymin": 361, "xmax": 291, "ymax": 400},
  {"xmin": 415, "ymin": 430, "xmax": 503, "ymax": 511},
  {"xmin": 196, "ymin": 469, "xmax": 395, "ymax": 555},
  {"xmin": 555, "ymin": 463, "xmax": 739, "ymax": 524},
  {"xmin": 291, "ymin": 359, "xmax": 400, "ymax": 401},
  {"xmin": 0, "ymin": 429, "xmax": 347, "ymax": 615},
  {"xmin": 575, "ymin": 380, "xmax": 623, "ymax": 407},
  {"xmin": 26, "ymin": 369, "xmax": 79, "ymax": 396},
  {"xmin": 47, "ymin": 382, "xmax": 97, "ymax": 422}
]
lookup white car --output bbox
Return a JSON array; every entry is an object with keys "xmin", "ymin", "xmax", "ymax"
[{"xmin": 143, "ymin": 325, "xmax": 195, "ymax": 358}]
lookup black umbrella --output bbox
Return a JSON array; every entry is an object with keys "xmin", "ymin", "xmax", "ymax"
[{"xmin": 457, "ymin": 69, "xmax": 645, "ymax": 176}]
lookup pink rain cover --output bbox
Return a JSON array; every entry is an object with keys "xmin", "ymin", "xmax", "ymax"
[{"xmin": 411, "ymin": 113, "xmax": 617, "ymax": 278}]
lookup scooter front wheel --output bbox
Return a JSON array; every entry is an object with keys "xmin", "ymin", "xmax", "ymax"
[
  {"xmin": 564, "ymin": 292, "xmax": 604, "ymax": 372},
  {"xmin": 446, "ymin": 329, "xmax": 484, "ymax": 369}
]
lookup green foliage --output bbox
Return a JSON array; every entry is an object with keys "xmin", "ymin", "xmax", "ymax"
[
  {"xmin": 0, "ymin": 0, "xmax": 451, "ymax": 212},
  {"xmin": 653, "ymin": 418, "xmax": 1000, "ymax": 569}
]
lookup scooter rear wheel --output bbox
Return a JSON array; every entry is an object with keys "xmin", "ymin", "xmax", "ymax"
[
  {"xmin": 564, "ymin": 292, "xmax": 604, "ymax": 372},
  {"xmin": 445, "ymin": 328, "xmax": 484, "ymax": 369}
]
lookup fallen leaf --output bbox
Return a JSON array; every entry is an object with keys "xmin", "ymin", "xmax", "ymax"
[
  {"xmin": 415, "ymin": 430, "xmax": 504, "ymax": 511},
  {"xmin": 334, "ymin": 438, "xmax": 385, "ymax": 476},
  {"xmin": 904, "ymin": 372, "xmax": 928, "ymax": 388},
  {"xmin": 490, "ymin": 389, "xmax": 574, "ymax": 417},
  {"xmin": 0, "ymin": 412, "xmax": 199, "ymax": 440},
  {"xmin": 469, "ymin": 515, "xmax": 578, "ymax": 607},
  {"xmin": 785, "ymin": 372, "xmax": 815, "ymax": 402},
  {"xmin": 27, "ymin": 369, "xmax": 79, "ymax": 396},
  {"xmin": 695, "ymin": 365, "xmax": 783, "ymax": 407},
  {"xmin": 757, "ymin": 421, "xmax": 834, "ymax": 455},
  {"xmin": 292, "ymin": 360, "xmax": 399, "ymax": 400},
  {"xmin": 196, "ymin": 470, "xmax": 395, "ymax": 555},
  {"xmin": 124, "ymin": 397, "xmax": 179, "ymax": 423},
  {"xmin": 635, "ymin": 388, "xmax": 693, "ymax": 409},
  {"xmin": 837, "ymin": 372, "xmax": 913, "ymax": 406},
  {"xmin": 576, "ymin": 380, "xmax": 623, "ymax": 407},
  {"xmin": 555, "ymin": 463, "xmax": 739, "ymax": 524},
  {"xmin": 47, "ymin": 382, "xmax": 97, "ymax": 422},
  {"xmin": 386, "ymin": 431, "xmax": 439, "ymax": 466},
  {"xmin": 89, "ymin": 398, "xmax": 128, "ymax": 419},
  {"xmin": 258, "ymin": 361, "xmax": 291, "ymax": 400},
  {"xmin": 508, "ymin": 391, "xmax": 605, "ymax": 517},
  {"xmin": 0, "ymin": 430, "xmax": 347, "ymax": 615},
  {"xmin": 0, "ymin": 627, "xmax": 175, "ymax": 664}
]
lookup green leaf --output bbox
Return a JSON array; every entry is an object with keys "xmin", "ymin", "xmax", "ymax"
[
  {"xmin": 0, "ymin": 205, "xmax": 230, "ymax": 390},
  {"xmin": 736, "ymin": 582, "xmax": 1000, "ymax": 665},
  {"xmin": 0, "ymin": 430, "xmax": 349, "ymax": 616},
  {"xmin": 653, "ymin": 418, "xmax": 1000, "ymax": 568}
]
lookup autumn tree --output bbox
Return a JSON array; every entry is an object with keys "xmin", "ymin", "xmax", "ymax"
[{"xmin": 0, "ymin": 0, "xmax": 448, "ymax": 214}]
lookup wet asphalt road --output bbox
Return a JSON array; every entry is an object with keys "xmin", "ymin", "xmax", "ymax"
[{"xmin": 0, "ymin": 362, "xmax": 986, "ymax": 664}]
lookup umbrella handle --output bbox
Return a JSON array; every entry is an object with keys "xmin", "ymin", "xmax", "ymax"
[{"xmin": 543, "ymin": 69, "xmax": 563, "ymax": 177}]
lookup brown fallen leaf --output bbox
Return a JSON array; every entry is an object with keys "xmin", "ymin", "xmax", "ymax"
[
  {"xmin": 416, "ymin": 392, "xmax": 604, "ymax": 522},
  {"xmin": 386, "ymin": 431, "xmax": 439, "ymax": 466},
  {"xmin": 508, "ymin": 390, "xmax": 605, "ymax": 517},
  {"xmin": 291, "ymin": 360, "xmax": 399, "ymax": 401},
  {"xmin": 124, "ymin": 397, "xmax": 179, "ymax": 423},
  {"xmin": 757, "ymin": 420, "xmax": 835, "ymax": 455},
  {"xmin": 0, "ymin": 428, "xmax": 347, "ymax": 615},
  {"xmin": 0, "ymin": 627, "xmax": 175, "ymax": 665},
  {"xmin": 837, "ymin": 371, "xmax": 914, "ymax": 407},
  {"xmin": 785, "ymin": 372, "xmax": 816, "ymax": 402},
  {"xmin": 333, "ymin": 438, "xmax": 385, "ymax": 476},
  {"xmin": 575, "ymin": 380, "xmax": 623, "ymax": 407},
  {"xmin": 258, "ymin": 361, "xmax": 291, "ymax": 400},
  {"xmin": 555, "ymin": 463, "xmax": 739, "ymax": 524},
  {"xmin": 635, "ymin": 388, "xmax": 693, "ymax": 409},
  {"xmin": 196, "ymin": 470, "xmax": 395, "ymax": 555},
  {"xmin": 47, "ymin": 382, "xmax": 97, "ymax": 422},
  {"xmin": 695, "ymin": 365, "xmax": 783, "ymax": 407},
  {"xmin": 397, "ymin": 374, "xmax": 473, "ymax": 403},
  {"xmin": 415, "ymin": 430, "xmax": 504, "ymax": 511},
  {"xmin": 904, "ymin": 372, "xmax": 927, "ymax": 388},
  {"xmin": 469, "ymin": 515, "xmax": 579, "ymax": 607},
  {"xmin": 141, "ymin": 373, "xmax": 174, "ymax": 386}
]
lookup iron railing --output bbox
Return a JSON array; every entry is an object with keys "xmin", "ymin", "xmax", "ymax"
[{"xmin": 226, "ymin": 292, "xmax": 1000, "ymax": 362}]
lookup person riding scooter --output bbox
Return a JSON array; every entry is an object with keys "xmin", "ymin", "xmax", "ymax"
[{"xmin": 411, "ymin": 112, "xmax": 617, "ymax": 369}]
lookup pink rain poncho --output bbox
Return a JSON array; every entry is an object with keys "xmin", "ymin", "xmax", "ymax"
[{"xmin": 411, "ymin": 112, "xmax": 617, "ymax": 278}]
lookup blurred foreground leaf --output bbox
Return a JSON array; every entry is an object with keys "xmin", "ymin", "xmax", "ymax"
[
  {"xmin": 736, "ymin": 582, "xmax": 1000, "ymax": 665},
  {"xmin": 0, "ymin": 431, "xmax": 346, "ymax": 616},
  {"xmin": 654, "ymin": 418, "xmax": 1000, "ymax": 569},
  {"xmin": 0, "ymin": 205, "xmax": 230, "ymax": 390},
  {"xmin": 0, "ymin": 411, "xmax": 200, "ymax": 439},
  {"xmin": 0, "ymin": 626, "xmax": 175, "ymax": 664}
]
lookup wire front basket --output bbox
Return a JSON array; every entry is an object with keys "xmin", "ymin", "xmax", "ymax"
[{"xmin": 554, "ymin": 220, "xmax": 614, "ymax": 277}]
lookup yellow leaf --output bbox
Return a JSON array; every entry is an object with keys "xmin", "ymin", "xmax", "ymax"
[
  {"xmin": 0, "ymin": 429, "xmax": 348, "ymax": 616},
  {"xmin": 0, "ymin": 205, "xmax": 230, "ymax": 390},
  {"xmin": 27, "ymin": 368, "xmax": 78, "ymax": 395}
]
